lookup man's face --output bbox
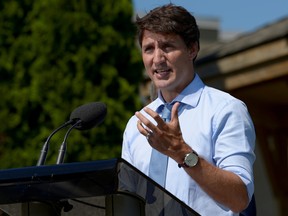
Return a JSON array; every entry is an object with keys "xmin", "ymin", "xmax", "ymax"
[{"xmin": 141, "ymin": 30, "xmax": 198, "ymax": 101}]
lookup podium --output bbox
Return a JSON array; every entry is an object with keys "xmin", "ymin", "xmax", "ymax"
[{"xmin": 0, "ymin": 159, "xmax": 200, "ymax": 216}]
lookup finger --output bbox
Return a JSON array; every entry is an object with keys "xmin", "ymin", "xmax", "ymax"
[
  {"xmin": 135, "ymin": 111, "xmax": 150, "ymax": 126},
  {"xmin": 143, "ymin": 107, "xmax": 166, "ymax": 127},
  {"xmin": 136, "ymin": 110, "xmax": 160, "ymax": 131},
  {"xmin": 137, "ymin": 120, "xmax": 154, "ymax": 143},
  {"xmin": 138, "ymin": 119, "xmax": 153, "ymax": 134},
  {"xmin": 143, "ymin": 107, "xmax": 161, "ymax": 121},
  {"xmin": 171, "ymin": 102, "xmax": 180, "ymax": 122},
  {"xmin": 136, "ymin": 120, "xmax": 148, "ymax": 135}
]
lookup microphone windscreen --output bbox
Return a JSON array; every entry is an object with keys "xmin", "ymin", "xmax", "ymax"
[{"xmin": 69, "ymin": 102, "xmax": 107, "ymax": 130}]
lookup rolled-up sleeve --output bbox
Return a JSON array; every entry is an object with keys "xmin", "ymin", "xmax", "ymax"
[{"xmin": 213, "ymin": 99, "xmax": 256, "ymax": 201}]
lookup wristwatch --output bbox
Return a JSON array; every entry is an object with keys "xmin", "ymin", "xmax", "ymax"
[{"xmin": 178, "ymin": 151, "xmax": 199, "ymax": 168}]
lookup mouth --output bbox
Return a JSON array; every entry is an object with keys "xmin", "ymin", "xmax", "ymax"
[{"xmin": 154, "ymin": 68, "xmax": 172, "ymax": 75}]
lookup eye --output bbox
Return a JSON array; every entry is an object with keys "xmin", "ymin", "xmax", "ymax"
[
  {"xmin": 143, "ymin": 45, "xmax": 154, "ymax": 54},
  {"xmin": 163, "ymin": 46, "xmax": 172, "ymax": 52},
  {"xmin": 161, "ymin": 43, "xmax": 175, "ymax": 53}
]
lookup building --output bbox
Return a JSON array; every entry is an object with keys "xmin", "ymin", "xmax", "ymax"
[{"xmin": 196, "ymin": 16, "xmax": 288, "ymax": 216}]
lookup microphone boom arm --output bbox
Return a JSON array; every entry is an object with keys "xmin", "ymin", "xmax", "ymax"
[
  {"xmin": 56, "ymin": 120, "xmax": 81, "ymax": 164},
  {"xmin": 37, "ymin": 120, "xmax": 73, "ymax": 166}
]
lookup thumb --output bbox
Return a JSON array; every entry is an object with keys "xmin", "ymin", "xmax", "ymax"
[{"xmin": 171, "ymin": 102, "xmax": 181, "ymax": 122}]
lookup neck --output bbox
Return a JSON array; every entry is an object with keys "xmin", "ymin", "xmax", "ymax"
[{"xmin": 160, "ymin": 73, "xmax": 196, "ymax": 103}]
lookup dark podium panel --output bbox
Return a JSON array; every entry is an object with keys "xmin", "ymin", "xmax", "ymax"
[{"xmin": 0, "ymin": 159, "xmax": 200, "ymax": 216}]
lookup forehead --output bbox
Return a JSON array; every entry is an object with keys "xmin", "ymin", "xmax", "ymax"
[{"xmin": 142, "ymin": 30, "xmax": 182, "ymax": 45}]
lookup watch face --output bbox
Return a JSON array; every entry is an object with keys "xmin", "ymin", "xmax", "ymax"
[{"xmin": 185, "ymin": 152, "xmax": 198, "ymax": 167}]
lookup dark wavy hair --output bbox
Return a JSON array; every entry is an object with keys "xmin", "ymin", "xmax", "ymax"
[{"xmin": 135, "ymin": 4, "xmax": 200, "ymax": 51}]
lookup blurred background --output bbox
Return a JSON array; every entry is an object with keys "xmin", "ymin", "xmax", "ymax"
[{"xmin": 0, "ymin": 0, "xmax": 287, "ymax": 215}]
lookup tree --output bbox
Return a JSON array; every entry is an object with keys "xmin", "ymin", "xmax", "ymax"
[{"xmin": 0, "ymin": 0, "xmax": 143, "ymax": 168}]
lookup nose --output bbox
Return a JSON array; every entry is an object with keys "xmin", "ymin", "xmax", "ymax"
[{"xmin": 153, "ymin": 48, "xmax": 165, "ymax": 65}]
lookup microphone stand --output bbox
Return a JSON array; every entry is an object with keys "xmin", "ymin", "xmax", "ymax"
[
  {"xmin": 56, "ymin": 120, "xmax": 81, "ymax": 164},
  {"xmin": 37, "ymin": 120, "xmax": 73, "ymax": 166}
]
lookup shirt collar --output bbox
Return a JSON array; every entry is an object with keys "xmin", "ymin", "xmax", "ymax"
[{"xmin": 152, "ymin": 73, "xmax": 204, "ymax": 110}]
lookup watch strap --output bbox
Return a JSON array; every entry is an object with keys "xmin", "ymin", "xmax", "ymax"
[{"xmin": 178, "ymin": 162, "xmax": 189, "ymax": 168}]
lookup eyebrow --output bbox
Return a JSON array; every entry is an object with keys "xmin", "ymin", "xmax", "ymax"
[
  {"xmin": 158, "ymin": 40, "xmax": 175, "ymax": 47},
  {"xmin": 142, "ymin": 39, "xmax": 176, "ymax": 48}
]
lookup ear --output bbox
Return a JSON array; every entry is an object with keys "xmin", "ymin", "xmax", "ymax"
[{"xmin": 188, "ymin": 42, "xmax": 199, "ymax": 61}]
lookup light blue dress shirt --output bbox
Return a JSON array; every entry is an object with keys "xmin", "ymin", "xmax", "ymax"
[{"xmin": 121, "ymin": 73, "xmax": 256, "ymax": 216}]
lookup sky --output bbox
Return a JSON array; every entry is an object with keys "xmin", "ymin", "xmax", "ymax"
[{"xmin": 132, "ymin": 0, "xmax": 288, "ymax": 33}]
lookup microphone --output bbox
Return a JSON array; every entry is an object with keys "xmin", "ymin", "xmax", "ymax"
[
  {"xmin": 56, "ymin": 102, "xmax": 107, "ymax": 164},
  {"xmin": 37, "ymin": 102, "xmax": 107, "ymax": 166},
  {"xmin": 69, "ymin": 102, "xmax": 107, "ymax": 130}
]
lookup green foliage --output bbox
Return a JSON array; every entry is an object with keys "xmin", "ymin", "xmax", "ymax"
[{"xmin": 0, "ymin": 0, "xmax": 143, "ymax": 168}]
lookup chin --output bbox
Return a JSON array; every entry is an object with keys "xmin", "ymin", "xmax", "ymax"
[{"xmin": 155, "ymin": 84, "xmax": 171, "ymax": 93}]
